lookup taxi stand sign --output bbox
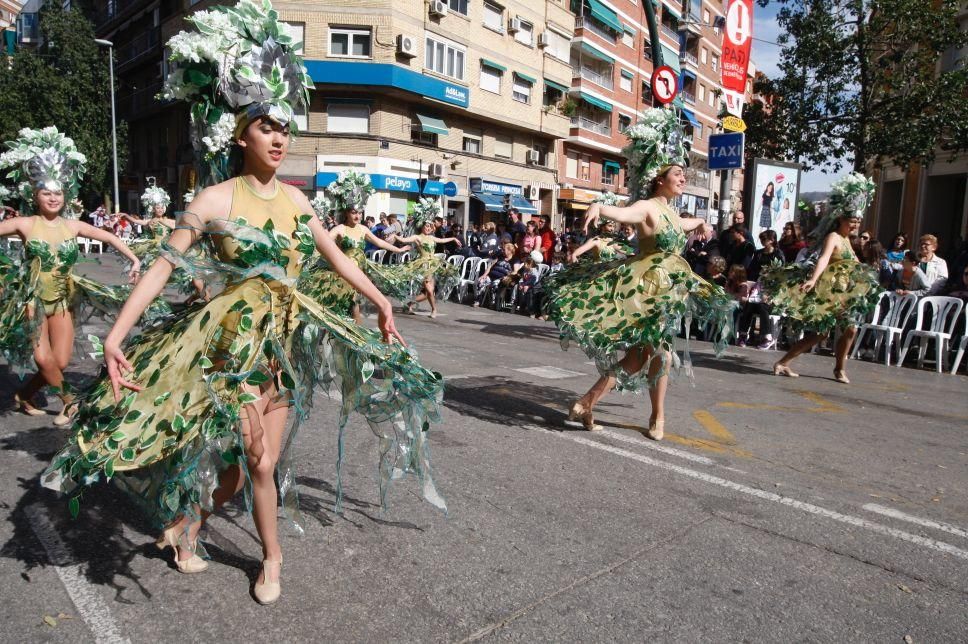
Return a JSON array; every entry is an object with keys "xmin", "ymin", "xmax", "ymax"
[{"xmin": 708, "ymin": 132, "xmax": 745, "ymax": 170}]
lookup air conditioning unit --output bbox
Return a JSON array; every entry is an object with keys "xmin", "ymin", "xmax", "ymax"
[
  {"xmin": 526, "ymin": 150, "xmax": 541, "ymax": 164},
  {"xmin": 429, "ymin": 1, "xmax": 448, "ymax": 18},
  {"xmin": 537, "ymin": 32, "xmax": 550, "ymax": 47},
  {"xmin": 396, "ymin": 34, "xmax": 417, "ymax": 57},
  {"xmin": 526, "ymin": 185, "xmax": 540, "ymax": 200},
  {"xmin": 562, "ymin": 182, "xmax": 574, "ymax": 189},
  {"xmin": 508, "ymin": 17, "xmax": 523, "ymax": 33},
  {"xmin": 428, "ymin": 162, "xmax": 445, "ymax": 178}
]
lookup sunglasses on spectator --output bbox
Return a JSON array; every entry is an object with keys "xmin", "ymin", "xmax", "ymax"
[{"xmin": 860, "ymin": 235, "xmax": 870, "ymax": 240}]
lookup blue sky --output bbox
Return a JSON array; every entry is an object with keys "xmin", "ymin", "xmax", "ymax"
[{"xmin": 750, "ymin": 1, "xmax": 848, "ymax": 193}]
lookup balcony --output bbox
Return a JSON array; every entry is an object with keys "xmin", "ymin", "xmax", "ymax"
[
  {"xmin": 94, "ymin": 0, "xmax": 147, "ymax": 29},
  {"xmin": 118, "ymin": 81, "xmax": 166, "ymax": 120},
  {"xmin": 116, "ymin": 28, "xmax": 160, "ymax": 72},
  {"xmin": 570, "ymin": 115, "xmax": 612, "ymax": 136},
  {"xmin": 680, "ymin": 51, "xmax": 698, "ymax": 67},
  {"xmin": 660, "ymin": 23, "xmax": 679, "ymax": 41},
  {"xmin": 575, "ymin": 16, "xmax": 617, "ymax": 42},
  {"xmin": 682, "ymin": 90, "xmax": 696, "ymax": 104},
  {"xmin": 575, "ymin": 66, "xmax": 614, "ymax": 90}
]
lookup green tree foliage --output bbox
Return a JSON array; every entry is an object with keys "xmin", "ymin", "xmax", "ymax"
[
  {"xmin": 752, "ymin": 0, "xmax": 968, "ymax": 172},
  {"xmin": 0, "ymin": 5, "xmax": 127, "ymax": 204}
]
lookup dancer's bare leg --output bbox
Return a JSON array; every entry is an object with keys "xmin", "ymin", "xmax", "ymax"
[
  {"xmin": 21, "ymin": 313, "xmax": 73, "ymax": 401},
  {"xmin": 577, "ymin": 347, "xmax": 648, "ymax": 410},
  {"xmin": 644, "ymin": 348, "xmax": 669, "ymax": 424},
  {"xmin": 834, "ymin": 326, "xmax": 857, "ymax": 374},
  {"xmin": 775, "ymin": 332, "xmax": 825, "ymax": 372}
]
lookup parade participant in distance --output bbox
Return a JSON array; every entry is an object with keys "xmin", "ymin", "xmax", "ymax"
[
  {"xmin": 43, "ymin": 1, "xmax": 446, "ymax": 606},
  {"xmin": 0, "ymin": 126, "xmax": 144, "ymax": 424},
  {"xmin": 762, "ymin": 173, "xmax": 881, "ymax": 383},
  {"xmin": 544, "ymin": 108, "xmax": 736, "ymax": 439},
  {"xmin": 396, "ymin": 197, "xmax": 462, "ymax": 318}
]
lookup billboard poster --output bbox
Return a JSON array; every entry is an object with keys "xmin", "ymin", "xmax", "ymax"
[{"xmin": 747, "ymin": 158, "xmax": 802, "ymax": 246}]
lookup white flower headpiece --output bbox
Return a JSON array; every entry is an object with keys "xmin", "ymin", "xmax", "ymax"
[
  {"xmin": 0, "ymin": 126, "xmax": 87, "ymax": 214},
  {"xmin": 623, "ymin": 108, "xmax": 688, "ymax": 201},
  {"xmin": 325, "ymin": 170, "xmax": 374, "ymax": 214},
  {"xmin": 410, "ymin": 196, "xmax": 442, "ymax": 231},
  {"xmin": 141, "ymin": 183, "xmax": 171, "ymax": 212}
]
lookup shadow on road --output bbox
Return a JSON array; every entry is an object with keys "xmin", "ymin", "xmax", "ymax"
[{"xmin": 451, "ymin": 317, "xmax": 561, "ymax": 342}]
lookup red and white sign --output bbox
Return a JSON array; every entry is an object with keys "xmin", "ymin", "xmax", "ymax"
[
  {"xmin": 651, "ymin": 65, "xmax": 678, "ymax": 105},
  {"xmin": 721, "ymin": 0, "xmax": 753, "ymax": 115}
]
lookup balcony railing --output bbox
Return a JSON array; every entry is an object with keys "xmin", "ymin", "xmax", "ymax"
[
  {"xmin": 660, "ymin": 23, "xmax": 679, "ymax": 40},
  {"xmin": 570, "ymin": 115, "xmax": 612, "ymax": 136},
  {"xmin": 680, "ymin": 51, "xmax": 698, "ymax": 66},
  {"xmin": 575, "ymin": 16, "xmax": 617, "ymax": 42},
  {"xmin": 119, "ymin": 81, "xmax": 166, "ymax": 119},
  {"xmin": 682, "ymin": 90, "xmax": 696, "ymax": 104},
  {"xmin": 117, "ymin": 28, "xmax": 160, "ymax": 70},
  {"xmin": 94, "ymin": 0, "xmax": 144, "ymax": 28},
  {"xmin": 576, "ymin": 66, "xmax": 614, "ymax": 90}
]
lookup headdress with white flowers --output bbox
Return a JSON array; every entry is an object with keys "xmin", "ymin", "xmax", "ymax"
[
  {"xmin": 141, "ymin": 180, "xmax": 171, "ymax": 213},
  {"xmin": 160, "ymin": 0, "xmax": 313, "ymax": 187},
  {"xmin": 409, "ymin": 196, "xmax": 442, "ymax": 232},
  {"xmin": 325, "ymin": 170, "xmax": 374, "ymax": 214},
  {"xmin": 622, "ymin": 108, "xmax": 688, "ymax": 201},
  {"xmin": 808, "ymin": 172, "xmax": 876, "ymax": 250},
  {"xmin": 0, "ymin": 185, "xmax": 10, "ymax": 204},
  {"xmin": 0, "ymin": 126, "xmax": 87, "ymax": 214}
]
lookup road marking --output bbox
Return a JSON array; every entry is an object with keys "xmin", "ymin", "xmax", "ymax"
[
  {"xmin": 26, "ymin": 505, "xmax": 129, "ymax": 644},
  {"xmin": 513, "ymin": 366, "xmax": 586, "ymax": 379},
  {"xmin": 693, "ymin": 410, "xmax": 737, "ymax": 444},
  {"xmin": 598, "ymin": 429, "xmax": 716, "ymax": 465},
  {"xmin": 863, "ymin": 504, "xmax": 968, "ymax": 540},
  {"xmin": 717, "ymin": 390, "xmax": 844, "ymax": 414},
  {"xmin": 551, "ymin": 433, "xmax": 968, "ymax": 561}
]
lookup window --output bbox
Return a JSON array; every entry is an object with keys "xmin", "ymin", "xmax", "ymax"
[
  {"xmin": 711, "ymin": 54, "xmax": 719, "ymax": 72},
  {"xmin": 579, "ymin": 154, "xmax": 591, "ymax": 181},
  {"xmin": 619, "ymin": 70, "xmax": 632, "ymax": 92},
  {"xmin": 703, "ymin": 9, "xmax": 710, "ymax": 23},
  {"xmin": 603, "ymin": 161, "xmax": 619, "ymax": 186},
  {"xmin": 412, "ymin": 130, "xmax": 438, "ymax": 146},
  {"xmin": 512, "ymin": 76, "xmax": 532, "ymax": 103},
  {"xmin": 621, "ymin": 30, "xmax": 634, "ymax": 48},
  {"xmin": 543, "ymin": 83, "xmax": 565, "ymax": 108},
  {"xmin": 480, "ymin": 65, "xmax": 502, "ymax": 93},
  {"xmin": 329, "ymin": 27, "xmax": 371, "ymax": 58},
  {"xmin": 494, "ymin": 134, "xmax": 513, "ymax": 159},
  {"xmin": 327, "ymin": 104, "xmax": 369, "ymax": 133},
  {"xmin": 447, "ymin": 0, "xmax": 468, "ymax": 16},
  {"xmin": 544, "ymin": 29, "xmax": 570, "ymax": 62},
  {"xmin": 698, "ymin": 84, "xmax": 705, "ymax": 101},
  {"xmin": 463, "ymin": 135, "xmax": 481, "ymax": 154},
  {"xmin": 483, "ymin": 1, "xmax": 504, "ymax": 32},
  {"xmin": 566, "ymin": 151, "xmax": 579, "ymax": 178},
  {"xmin": 642, "ymin": 81, "xmax": 654, "ymax": 107},
  {"xmin": 283, "ymin": 22, "xmax": 305, "ymax": 55},
  {"xmin": 426, "ymin": 35, "xmax": 465, "ymax": 81},
  {"xmin": 709, "ymin": 89, "xmax": 715, "ymax": 107},
  {"xmin": 618, "ymin": 114, "xmax": 631, "ymax": 132},
  {"xmin": 293, "ymin": 103, "xmax": 308, "ymax": 131},
  {"xmin": 700, "ymin": 47, "xmax": 707, "ymax": 64},
  {"xmin": 695, "ymin": 122, "xmax": 703, "ymax": 140},
  {"xmin": 513, "ymin": 19, "xmax": 533, "ymax": 46},
  {"xmin": 532, "ymin": 143, "xmax": 549, "ymax": 166}
]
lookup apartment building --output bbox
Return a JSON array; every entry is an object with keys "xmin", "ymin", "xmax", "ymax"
[{"xmin": 557, "ymin": 0, "xmax": 730, "ymax": 225}]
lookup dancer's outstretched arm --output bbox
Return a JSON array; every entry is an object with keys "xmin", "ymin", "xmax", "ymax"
[
  {"xmin": 570, "ymin": 237, "xmax": 600, "ymax": 262},
  {"xmin": 364, "ymin": 229, "xmax": 410, "ymax": 253},
  {"xmin": 69, "ymin": 221, "xmax": 141, "ymax": 281},
  {"xmin": 0, "ymin": 217, "xmax": 30, "ymax": 238},
  {"xmin": 583, "ymin": 201, "xmax": 649, "ymax": 232}
]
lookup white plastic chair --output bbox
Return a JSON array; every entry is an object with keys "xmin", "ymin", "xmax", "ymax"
[
  {"xmin": 393, "ymin": 251, "xmax": 412, "ymax": 264},
  {"xmin": 446, "ymin": 255, "xmax": 463, "ymax": 269},
  {"xmin": 850, "ymin": 291, "xmax": 918, "ymax": 366},
  {"xmin": 434, "ymin": 252, "xmax": 446, "ymax": 262},
  {"xmin": 6, "ymin": 237, "xmax": 23, "ymax": 253},
  {"xmin": 369, "ymin": 249, "xmax": 386, "ymax": 264},
  {"xmin": 456, "ymin": 256, "xmax": 483, "ymax": 303},
  {"xmin": 949, "ymin": 306, "xmax": 968, "ymax": 375},
  {"xmin": 897, "ymin": 296, "xmax": 964, "ymax": 372}
]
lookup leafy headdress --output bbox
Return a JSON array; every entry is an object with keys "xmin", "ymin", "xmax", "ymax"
[
  {"xmin": 324, "ymin": 170, "xmax": 374, "ymax": 216},
  {"xmin": 622, "ymin": 108, "xmax": 688, "ymax": 202},
  {"xmin": 808, "ymin": 172, "xmax": 876, "ymax": 249},
  {"xmin": 409, "ymin": 196, "xmax": 442, "ymax": 233},
  {"xmin": 141, "ymin": 179, "xmax": 171, "ymax": 214},
  {"xmin": 160, "ymin": 0, "xmax": 313, "ymax": 187},
  {"xmin": 0, "ymin": 126, "xmax": 87, "ymax": 214}
]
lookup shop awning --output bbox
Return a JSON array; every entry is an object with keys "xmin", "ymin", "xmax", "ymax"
[
  {"xmin": 580, "ymin": 41, "xmax": 615, "ymax": 64},
  {"xmin": 480, "ymin": 58, "xmax": 506, "ymax": 72},
  {"xmin": 623, "ymin": 23, "xmax": 636, "ymax": 35},
  {"xmin": 587, "ymin": 0, "xmax": 624, "ymax": 33},
  {"xmin": 577, "ymin": 91, "xmax": 612, "ymax": 113},
  {"xmin": 567, "ymin": 202, "xmax": 590, "ymax": 211},
  {"xmin": 545, "ymin": 78, "xmax": 569, "ymax": 93},
  {"xmin": 514, "ymin": 71, "xmax": 537, "ymax": 84},
  {"xmin": 680, "ymin": 108, "xmax": 700, "ymax": 127},
  {"xmin": 509, "ymin": 195, "xmax": 537, "ymax": 214},
  {"xmin": 603, "ymin": 160, "xmax": 622, "ymax": 173},
  {"xmin": 414, "ymin": 113, "xmax": 449, "ymax": 136},
  {"xmin": 662, "ymin": 1, "xmax": 681, "ymax": 20},
  {"xmin": 620, "ymin": 69, "xmax": 634, "ymax": 79},
  {"xmin": 682, "ymin": 68, "xmax": 697, "ymax": 80},
  {"xmin": 472, "ymin": 192, "xmax": 506, "ymax": 212},
  {"xmin": 660, "ymin": 45, "xmax": 681, "ymax": 74}
]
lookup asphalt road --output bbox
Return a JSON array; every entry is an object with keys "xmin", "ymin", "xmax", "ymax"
[{"xmin": 0, "ymin": 253, "xmax": 966, "ymax": 642}]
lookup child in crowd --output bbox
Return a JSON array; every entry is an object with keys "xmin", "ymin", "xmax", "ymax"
[{"xmin": 707, "ymin": 256, "xmax": 728, "ymax": 289}]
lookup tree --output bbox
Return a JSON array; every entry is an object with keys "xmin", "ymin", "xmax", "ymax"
[
  {"xmin": 0, "ymin": 5, "xmax": 127, "ymax": 204},
  {"xmin": 753, "ymin": 0, "xmax": 968, "ymax": 173},
  {"xmin": 742, "ymin": 74, "xmax": 795, "ymax": 164}
]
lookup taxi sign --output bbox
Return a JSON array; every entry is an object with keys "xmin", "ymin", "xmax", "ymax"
[{"xmin": 722, "ymin": 115, "xmax": 747, "ymax": 132}]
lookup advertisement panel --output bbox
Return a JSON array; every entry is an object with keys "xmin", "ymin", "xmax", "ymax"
[
  {"xmin": 721, "ymin": 0, "xmax": 753, "ymax": 116},
  {"xmin": 747, "ymin": 158, "xmax": 802, "ymax": 246}
]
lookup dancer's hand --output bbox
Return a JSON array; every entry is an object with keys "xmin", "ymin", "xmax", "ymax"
[
  {"xmin": 105, "ymin": 342, "xmax": 142, "ymax": 402},
  {"xmin": 127, "ymin": 259, "xmax": 142, "ymax": 284},
  {"xmin": 378, "ymin": 305, "xmax": 407, "ymax": 347},
  {"xmin": 583, "ymin": 204, "xmax": 600, "ymax": 234},
  {"xmin": 800, "ymin": 279, "xmax": 816, "ymax": 293}
]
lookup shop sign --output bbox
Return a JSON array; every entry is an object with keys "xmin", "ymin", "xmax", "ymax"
[{"xmin": 469, "ymin": 177, "xmax": 523, "ymax": 196}]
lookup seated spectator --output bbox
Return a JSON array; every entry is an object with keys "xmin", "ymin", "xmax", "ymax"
[
  {"xmin": 885, "ymin": 232, "xmax": 908, "ymax": 270},
  {"xmin": 863, "ymin": 240, "xmax": 893, "ymax": 288},
  {"xmin": 857, "ymin": 229, "xmax": 874, "ymax": 255},
  {"xmin": 727, "ymin": 227, "xmax": 755, "ymax": 271},
  {"xmin": 892, "ymin": 250, "xmax": 931, "ymax": 297},
  {"xmin": 707, "ymin": 256, "xmax": 727, "ymax": 288},
  {"xmin": 917, "ymin": 234, "xmax": 949, "ymax": 295},
  {"xmin": 947, "ymin": 264, "xmax": 968, "ymax": 303},
  {"xmin": 478, "ymin": 222, "xmax": 500, "ymax": 258},
  {"xmin": 473, "ymin": 241, "xmax": 516, "ymax": 307},
  {"xmin": 737, "ymin": 280, "xmax": 774, "ymax": 350},
  {"xmin": 385, "ymin": 213, "xmax": 403, "ymax": 239},
  {"xmin": 372, "ymin": 213, "xmax": 389, "ymax": 239},
  {"xmin": 620, "ymin": 223, "xmax": 636, "ymax": 247},
  {"xmin": 465, "ymin": 222, "xmax": 483, "ymax": 257},
  {"xmin": 518, "ymin": 220, "xmax": 542, "ymax": 260},
  {"xmin": 497, "ymin": 223, "xmax": 512, "ymax": 244},
  {"xmin": 778, "ymin": 222, "xmax": 806, "ymax": 263},
  {"xmin": 748, "ymin": 229, "xmax": 783, "ymax": 282},
  {"xmin": 718, "ymin": 211, "xmax": 752, "ymax": 258},
  {"xmin": 685, "ymin": 223, "xmax": 718, "ymax": 277},
  {"xmin": 725, "ymin": 265, "xmax": 753, "ymax": 347}
]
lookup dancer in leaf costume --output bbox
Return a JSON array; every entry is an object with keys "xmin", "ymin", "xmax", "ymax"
[
  {"xmin": 324, "ymin": 170, "xmax": 413, "ymax": 322},
  {"xmin": 43, "ymin": 0, "xmax": 445, "ymax": 606},
  {"xmin": 568, "ymin": 219, "xmax": 633, "ymax": 263},
  {"xmin": 122, "ymin": 181, "xmax": 210, "ymax": 302},
  {"xmin": 0, "ymin": 126, "xmax": 143, "ymax": 425},
  {"xmin": 543, "ymin": 108, "xmax": 735, "ymax": 439},
  {"xmin": 395, "ymin": 197, "xmax": 461, "ymax": 318},
  {"xmin": 763, "ymin": 172, "xmax": 881, "ymax": 383}
]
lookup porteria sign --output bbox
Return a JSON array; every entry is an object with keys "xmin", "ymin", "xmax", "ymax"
[{"xmin": 469, "ymin": 178, "xmax": 523, "ymax": 196}]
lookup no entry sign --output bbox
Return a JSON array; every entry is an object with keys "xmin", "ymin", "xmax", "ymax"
[
  {"xmin": 721, "ymin": 0, "xmax": 753, "ymax": 96},
  {"xmin": 651, "ymin": 65, "xmax": 678, "ymax": 105}
]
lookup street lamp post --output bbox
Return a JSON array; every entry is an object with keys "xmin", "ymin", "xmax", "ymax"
[{"xmin": 94, "ymin": 38, "xmax": 119, "ymax": 214}]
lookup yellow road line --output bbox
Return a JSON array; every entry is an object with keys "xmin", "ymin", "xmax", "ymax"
[
  {"xmin": 693, "ymin": 410, "xmax": 737, "ymax": 445},
  {"xmin": 716, "ymin": 391, "xmax": 845, "ymax": 414}
]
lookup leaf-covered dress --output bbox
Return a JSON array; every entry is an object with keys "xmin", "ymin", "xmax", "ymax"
[
  {"xmin": 760, "ymin": 233, "xmax": 880, "ymax": 334},
  {"xmin": 127, "ymin": 219, "xmax": 199, "ymax": 295},
  {"xmin": 407, "ymin": 235, "xmax": 459, "ymax": 300},
  {"xmin": 336, "ymin": 225, "xmax": 414, "ymax": 303},
  {"xmin": 0, "ymin": 216, "xmax": 167, "ymax": 378},
  {"xmin": 543, "ymin": 199, "xmax": 736, "ymax": 391},
  {"xmin": 42, "ymin": 178, "xmax": 446, "ymax": 527}
]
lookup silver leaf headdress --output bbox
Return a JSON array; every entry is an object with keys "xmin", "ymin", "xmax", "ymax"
[{"xmin": 0, "ymin": 126, "xmax": 87, "ymax": 214}]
